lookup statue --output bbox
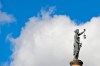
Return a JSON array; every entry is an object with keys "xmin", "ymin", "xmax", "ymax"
[{"xmin": 73, "ymin": 29, "xmax": 86, "ymax": 60}]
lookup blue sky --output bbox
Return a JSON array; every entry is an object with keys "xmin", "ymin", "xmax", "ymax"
[{"xmin": 0, "ymin": 0, "xmax": 100, "ymax": 65}]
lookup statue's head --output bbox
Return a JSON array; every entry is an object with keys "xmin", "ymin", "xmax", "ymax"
[{"xmin": 74, "ymin": 29, "xmax": 79, "ymax": 33}]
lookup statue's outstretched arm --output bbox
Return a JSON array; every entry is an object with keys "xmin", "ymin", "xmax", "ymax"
[{"xmin": 79, "ymin": 29, "xmax": 86, "ymax": 36}]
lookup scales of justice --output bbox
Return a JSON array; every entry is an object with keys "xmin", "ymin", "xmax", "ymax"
[{"xmin": 70, "ymin": 29, "xmax": 86, "ymax": 66}]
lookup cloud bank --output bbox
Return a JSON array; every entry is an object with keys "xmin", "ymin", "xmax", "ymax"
[
  {"xmin": 0, "ymin": 2, "xmax": 15, "ymax": 24},
  {"xmin": 10, "ymin": 11, "xmax": 100, "ymax": 66}
]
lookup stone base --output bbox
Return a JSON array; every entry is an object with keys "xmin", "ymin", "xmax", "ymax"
[{"xmin": 70, "ymin": 60, "xmax": 83, "ymax": 66}]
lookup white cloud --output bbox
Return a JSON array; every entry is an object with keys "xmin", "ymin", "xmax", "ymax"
[
  {"xmin": 0, "ymin": 11, "xmax": 15, "ymax": 23},
  {"xmin": 10, "ymin": 10, "xmax": 100, "ymax": 66},
  {"xmin": 0, "ymin": 3, "xmax": 15, "ymax": 23}
]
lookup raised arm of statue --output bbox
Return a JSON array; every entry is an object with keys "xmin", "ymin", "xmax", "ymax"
[{"xmin": 78, "ymin": 29, "xmax": 86, "ymax": 36}]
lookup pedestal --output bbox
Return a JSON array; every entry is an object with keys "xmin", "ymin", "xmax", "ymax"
[{"xmin": 70, "ymin": 60, "xmax": 83, "ymax": 66}]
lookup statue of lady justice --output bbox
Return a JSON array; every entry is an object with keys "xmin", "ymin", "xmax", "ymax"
[{"xmin": 74, "ymin": 29, "xmax": 86, "ymax": 60}]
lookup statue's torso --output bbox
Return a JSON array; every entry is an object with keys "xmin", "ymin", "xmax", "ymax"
[{"xmin": 74, "ymin": 33, "xmax": 80, "ymax": 44}]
